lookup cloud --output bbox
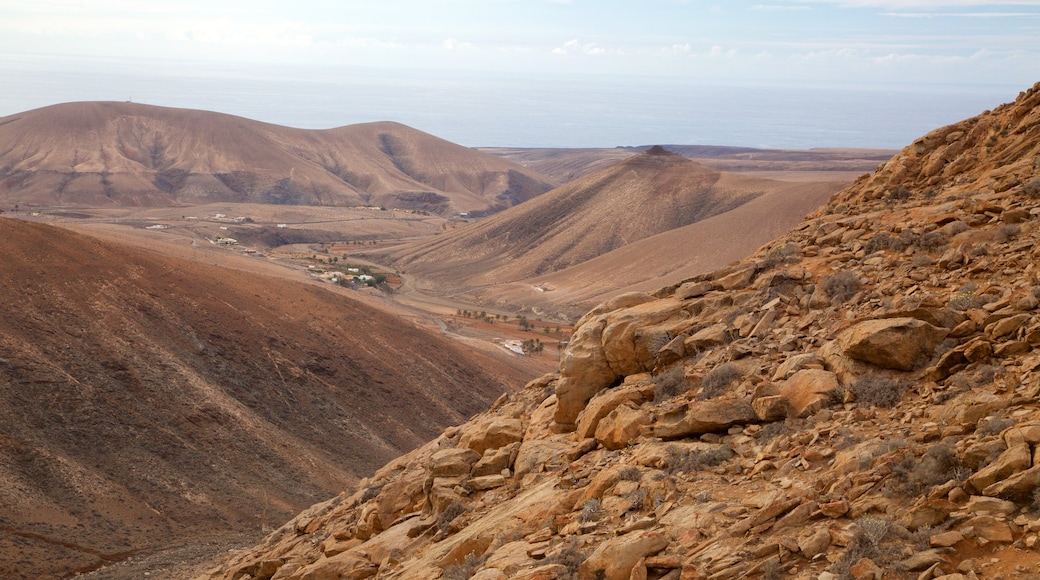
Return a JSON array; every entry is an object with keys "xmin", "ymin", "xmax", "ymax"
[{"xmin": 552, "ymin": 38, "xmax": 614, "ymax": 56}]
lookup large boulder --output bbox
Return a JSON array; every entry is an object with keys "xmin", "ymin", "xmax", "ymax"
[
  {"xmin": 595, "ymin": 404, "xmax": 652, "ymax": 450},
  {"xmin": 578, "ymin": 530, "xmax": 668, "ymax": 580},
  {"xmin": 653, "ymin": 398, "xmax": 756, "ymax": 439},
  {"xmin": 777, "ymin": 369, "xmax": 839, "ymax": 418},
  {"xmin": 834, "ymin": 317, "xmax": 948, "ymax": 371},
  {"xmin": 460, "ymin": 417, "xmax": 523, "ymax": 455},
  {"xmin": 576, "ymin": 384, "xmax": 648, "ymax": 439}
]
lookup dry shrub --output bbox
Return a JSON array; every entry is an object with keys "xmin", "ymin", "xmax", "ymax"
[
  {"xmin": 578, "ymin": 498, "xmax": 602, "ymax": 523},
  {"xmin": 697, "ymin": 363, "xmax": 741, "ymax": 400},
  {"xmin": 821, "ymin": 271, "xmax": 861, "ymax": 303},
  {"xmin": 653, "ymin": 364, "xmax": 688, "ymax": 402},
  {"xmin": 437, "ymin": 500, "xmax": 467, "ymax": 531},
  {"xmin": 442, "ymin": 552, "xmax": 486, "ymax": 580},
  {"xmin": 666, "ymin": 444, "xmax": 734, "ymax": 474},
  {"xmin": 1024, "ymin": 179, "xmax": 1040, "ymax": 198},
  {"xmin": 850, "ymin": 375, "xmax": 909, "ymax": 408},
  {"xmin": 545, "ymin": 539, "xmax": 586, "ymax": 580},
  {"xmin": 996, "ymin": 224, "xmax": 1021, "ymax": 243}
]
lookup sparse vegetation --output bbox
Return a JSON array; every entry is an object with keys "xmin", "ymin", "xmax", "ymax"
[
  {"xmin": 665, "ymin": 444, "xmax": 735, "ymax": 474},
  {"xmin": 578, "ymin": 498, "xmax": 603, "ymax": 523},
  {"xmin": 949, "ymin": 282, "xmax": 984, "ymax": 311},
  {"xmin": 544, "ymin": 539, "xmax": 586, "ymax": 580},
  {"xmin": 697, "ymin": 363, "xmax": 741, "ymax": 400},
  {"xmin": 850, "ymin": 375, "xmax": 909, "ymax": 408},
  {"xmin": 889, "ymin": 441, "xmax": 965, "ymax": 495},
  {"xmin": 437, "ymin": 500, "xmax": 467, "ymax": 532},
  {"xmin": 653, "ymin": 364, "xmax": 688, "ymax": 402},
  {"xmin": 617, "ymin": 466, "xmax": 642, "ymax": 481},
  {"xmin": 831, "ymin": 517, "xmax": 897, "ymax": 579},
  {"xmin": 888, "ymin": 185, "xmax": 912, "ymax": 200},
  {"xmin": 821, "ymin": 271, "xmax": 861, "ymax": 303},
  {"xmin": 442, "ymin": 552, "xmax": 487, "ymax": 580},
  {"xmin": 1024, "ymin": 178, "xmax": 1040, "ymax": 198},
  {"xmin": 996, "ymin": 223, "xmax": 1021, "ymax": 243}
]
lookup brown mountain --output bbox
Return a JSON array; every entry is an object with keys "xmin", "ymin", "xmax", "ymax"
[
  {"xmin": 0, "ymin": 102, "xmax": 554, "ymax": 213},
  {"xmin": 202, "ymin": 84, "xmax": 1040, "ymax": 580},
  {"xmin": 379, "ymin": 146, "xmax": 843, "ymax": 319},
  {"xmin": 0, "ymin": 217, "xmax": 533, "ymax": 579}
]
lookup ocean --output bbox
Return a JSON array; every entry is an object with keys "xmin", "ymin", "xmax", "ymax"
[{"xmin": 0, "ymin": 56, "xmax": 1023, "ymax": 150}]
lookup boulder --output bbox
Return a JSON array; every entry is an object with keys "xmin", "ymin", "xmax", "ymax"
[
  {"xmin": 595, "ymin": 404, "xmax": 652, "ymax": 450},
  {"xmin": 675, "ymin": 281, "xmax": 712, "ymax": 300},
  {"xmin": 471, "ymin": 443, "xmax": 520, "ymax": 478},
  {"xmin": 683, "ymin": 323, "xmax": 730, "ymax": 351},
  {"xmin": 460, "ymin": 417, "xmax": 523, "ymax": 455},
  {"xmin": 777, "ymin": 369, "xmax": 839, "ymax": 418},
  {"xmin": 293, "ymin": 551, "xmax": 377, "ymax": 580},
  {"xmin": 835, "ymin": 317, "xmax": 948, "ymax": 370},
  {"xmin": 555, "ymin": 316, "xmax": 615, "ymax": 428},
  {"xmin": 578, "ymin": 530, "xmax": 668, "ymax": 580},
  {"xmin": 429, "ymin": 448, "xmax": 482, "ymax": 478},
  {"xmin": 653, "ymin": 398, "xmax": 756, "ymax": 439},
  {"xmin": 966, "ymin": 428, "xmax": 1031, "ymax": 493},
  {"xmin": 576, "ymin": 384, "xmax": 648, "ymax": 440}
]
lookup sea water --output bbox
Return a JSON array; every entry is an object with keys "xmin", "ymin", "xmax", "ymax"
[{"xmin": 0, "ymin": 55, "xmax": 1021, "ymax": 150}]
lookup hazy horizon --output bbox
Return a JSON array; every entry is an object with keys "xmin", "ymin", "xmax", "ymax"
[
  {"xmin": 1, "ymin": 1, "xmax": 1037, "ymax": 149},
  {"xmin": 0, "ymin": 55, "xmax": 1024, "ymax": 150}
]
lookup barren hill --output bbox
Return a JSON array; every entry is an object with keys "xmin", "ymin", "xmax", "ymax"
[
  {"xmin": 0, "ymin": 102, "xmax": 554, "ymax": 213},
  {"xmin": 0, "ymin": 218, "xmax": 532, "ymax": 579},
  {"xmin": 379, "ymin": 146, "xmax": 844, "ymax": 319},
  {"xmin": 203, "ymin": 84, "xmax": 1040, "ymax": 580}
]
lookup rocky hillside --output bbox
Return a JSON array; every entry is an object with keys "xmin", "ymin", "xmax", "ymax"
[
  {"xmin": 0, "ymin": 102, "xmax": 554, "ymax": 213},
  {"xmin": 200, "ymin": 83, "xmax": 1040, "ymax": 580},
  {"xmin": 0, "ymin": 218, "xmax": 533, "ymax": 579}
]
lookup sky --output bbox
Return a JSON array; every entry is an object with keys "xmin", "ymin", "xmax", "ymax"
[{"xmin": 1, "ymin": 0, "xmax": 1039, "ymax": 147}]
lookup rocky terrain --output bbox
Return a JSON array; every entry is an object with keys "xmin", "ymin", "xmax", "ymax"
[
  {"xmin": 0, "ymin": 218, "xmax": 535, "ymax": 579},
  {"xmin": 0, "ymin": 102, "xmax": 554, "ymax": 213},
  {"xmin": 376, "ymin": 147, "xmax": 843, "ymax": 321},
  {"xmin": 199, "ymin": 83, "xmax": 1040, "ymax": 580}
]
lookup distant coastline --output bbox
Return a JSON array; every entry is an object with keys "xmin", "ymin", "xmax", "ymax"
[{"xmin": 0, "ymin": 56, "xmax": 1020, "ymax": 150}]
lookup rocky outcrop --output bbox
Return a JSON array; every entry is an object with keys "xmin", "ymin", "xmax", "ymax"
[{"xmin": 199, "ymin": 82, "xmax": 1040, "ymax": 580}]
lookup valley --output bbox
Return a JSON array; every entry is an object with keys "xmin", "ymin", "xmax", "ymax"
[{"xmin": 0, "ymin": 103, "xmax": 900, "ymax": 579}]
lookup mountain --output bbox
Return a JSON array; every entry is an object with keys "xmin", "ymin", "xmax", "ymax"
[
  {"xmin": 0, "ymin": 218, "xmax": 533, "ymax": 579},
  {"xmin": 201, "ymin": 84, "xmax": 1040, "ymax": 580},
  {"xmin": 379, "ymin": 146, "xmax": 843, "ymax": 319},
  {"xmin": 0, "ymin": 102, "xmax": 554, "ymax": 213}
]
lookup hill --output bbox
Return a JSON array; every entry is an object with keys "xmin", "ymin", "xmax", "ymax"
[
  {"xmin": 202, "ymin": 84, "xmax": 1040, "ymax": 579},
  {"xmin": 0, "ymin": 218, "xmax": 533, "ymax": 579},
  {"xmin": 379, "ymin": 146, "xmax": 844, "ymax": 319},
  {"xmin": 0, "ymin": 102, "xmax": 554, "ymax": 213}
]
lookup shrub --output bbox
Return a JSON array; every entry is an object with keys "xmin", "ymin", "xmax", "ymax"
[
  {"xmin": 762, "ymin": 243, "xmax": 800, "ymax": 269},
  {"xmin": 1024, "ymin": 179, "xmax": 1040, "ymax": 198},
  {"xmin": 949, "ymin": 282, "xmax": 984, "ymax": 311},
  {"xmin": 888, "ymin": 186, "xmax": 912, "ymax": 200},
  {"xmin": 821, "ymin": 271, "xmax": 861, "ymax": 303},
  {"xmin": 578, "ymin": 498, "xmax": 602, "ymax": 523},
  {"xmin": 917, "ymin": 230, "xmax": 949, "ymax": 251},
  {"xmin": 437, "ymin": 500, "xmax": 467, "ymax": 531},
  {"xmin": 653, "ymin": 364, "xmax": 688, "ymax": 402},
  {"xmin": 996, "ymin": 223, "xmax": 1021, "ymax": 243},
  {"xmin": 666, "ymin": 444, "xmax": 735, "ymax": 474},
  {"xmin": 850, "ymin": 375, "xmax": 909, "ymax": 408},
  {"xmin": 545, "ymin": 539, "xmax": 586, "ymax": 580},
  {"xmin": 830, "ymin": 517, "xmax": 895, "ymax": 579},
  {"xmin": 863, "ymin": 233, "xmax": 909, "ymax": 255},
  {"xmin": 442, "ymin": 552, "xmax": 487, "ymax": 580},
  {"xmin": 697, "ymin": 363, "xmax": 742, "ymax": 400},
  {"xmin": 617, "ymin": 466, "xmax": 642, "ymax": 481}
]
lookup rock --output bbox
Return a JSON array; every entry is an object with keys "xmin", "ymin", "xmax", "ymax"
[
  {"xmin": 798, "ymin": 527, "xmax": 831, "ymax": 558},
  {"xmin": 713, "ymin": 266, "xmax": 757, "ymax": 291},
  {"xmin": 472, "ymin": 443, "xmax": 520, "ymax": 477},
  {"xmin": 514, "ymin": 439, "xmax": 571, "ymax": 479},
  {"xmin": 511, "ymin": 565, "xmax": 568, "ymax": 580},
  {"xmin": 292, "ymin": 551, "xmax": 378, "ymax": 580},
  {"xmin": 961, "ymin": 515, "xmax": 1013, "ymax": 543},
  {"xmin": 771, "ymin": 353, "xmax": 825, "ymax": 381},
  {"xmin": 684, "ymin": 323, "xmax": 731, "ymax": 351},
  {"xmin": 653, "ymin": 398, "xmax": 756, "ymax": 439},
  {"xmin": 966, "ymin": 429, "xmax": 1031, "ymax": 493},
  {"xmin": 470, "ymin": 475, "xmax": 507, "ymax": 490},
  {"xmin": 986, "ymin": 313, "xmax": 1032, "ymax": 340},
  {"xmin": 595, "ymin": 404, "xmax": 651, "ymax": 450},
  {"xmin": 460, "ymin": 417, "xmax": 523, "ymax": 455},
  {"xmin": 819, "ymin": 500, "xmax": 850, "ymax": 518},
  {"xmin": 849, "ymin": 557, "xmax": 883, "ymax": 580},
  {"xmin": 751, "ymin": 396, "xmax": 787, "ymax": 422},
  {"xmin": 576, "ymin": 384, "xmax": 648, "ymax": 440},
  {"xmin": 964, "ymin": 495, "xmax": 1018, "ymax": 515},
  {"xmin": 834, "ymin": 317, "xmax": 948, "ymax": 370},
  {"xmin": 930, "ymin": 531, "xmax": 965, "ymax": 547},
  {"xmin": 578, "ymin": 530, "xmax": 668, "ymax": 580},
  {"xmin": 777, "ymin": 369, "xmax": 839, "ymax": 418},
  {"xmin": 676, "ymin": 281, "xmax": 713, "ymax": 300},
  {"xmin": 981, "ymin": 465, "xmax": 1040, "ymax": 500},
  {"xmin": 555, "ymin": 316, "xmax": 615, "ymax": 428},
  {"xmin": 429, "ymin": 448, "xmax": 482, "ymax": 478},
  {"xmin": 899, "ymin": 550, "xmax": 947, "ymax": 571}
]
